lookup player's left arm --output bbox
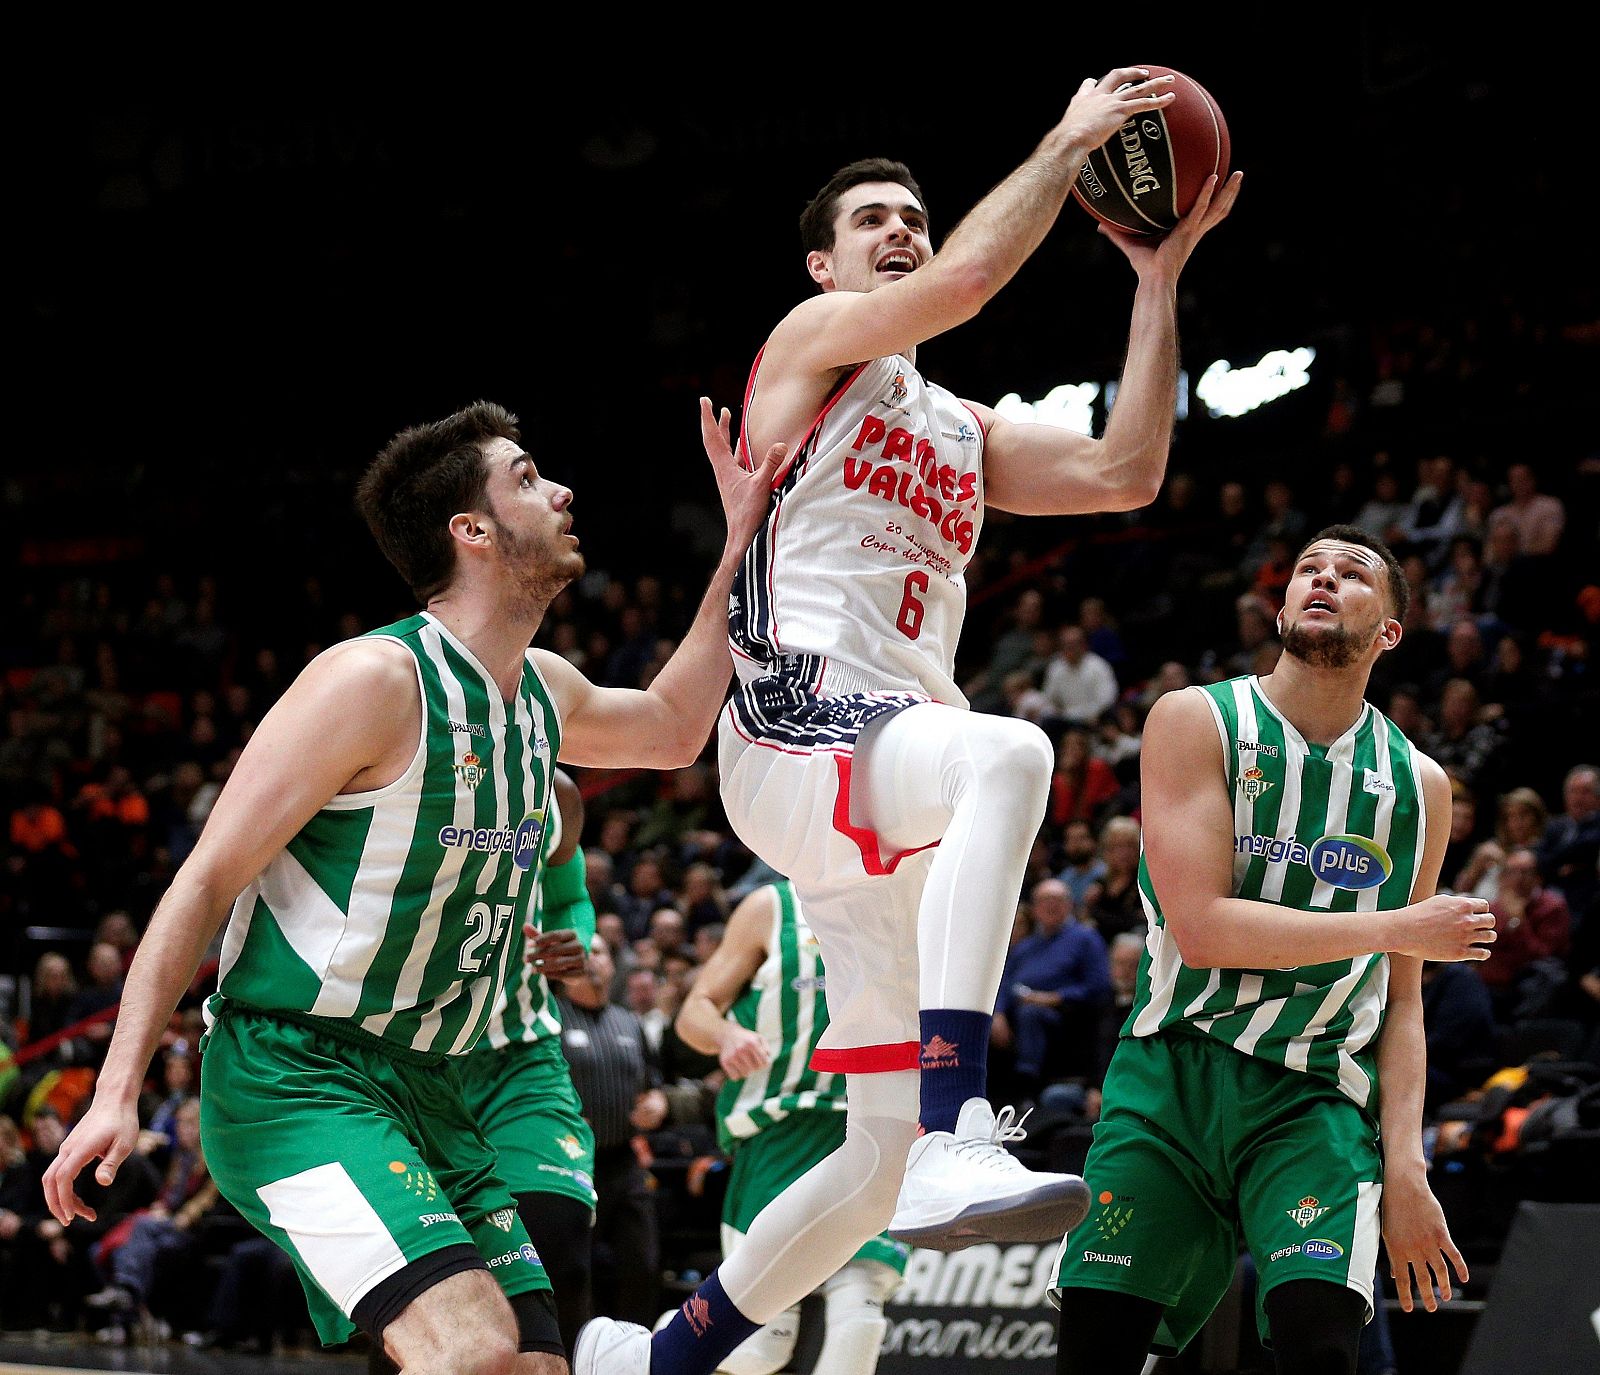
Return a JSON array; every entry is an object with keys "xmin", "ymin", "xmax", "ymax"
[
  {"xmin": 980, "ymin": 172, "xmax": 1241, "ymax": 517},
  {"xmin": 532, "ymin": 402, "xmax": 784, "ymax": 771},
  {"xmin": 1377, "ymin": 752, "xmax": 1470, "ymax": 1314}
]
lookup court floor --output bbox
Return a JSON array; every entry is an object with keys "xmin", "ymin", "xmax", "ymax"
[{"xmin": 0, "ymin": 1334, "xmax": 363, "ymax": 1374}]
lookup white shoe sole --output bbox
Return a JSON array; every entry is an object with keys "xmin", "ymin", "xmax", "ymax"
[{"xmin": 889, "ymin": 1176, "xmax": 1091, "ymax": 1252}]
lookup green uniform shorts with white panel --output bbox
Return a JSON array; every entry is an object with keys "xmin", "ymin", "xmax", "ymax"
[
  {"xmin": 1053, "ymin": 1029, "xmax": 1383, "ymax": 1355},
  {"xmin": 721, "ymin": 1109, "xmax": 910, "ymax": 1274},
  {"xmin": 201, "ymin": 1007, "xmax": 550, "ymax": 1347},
  {"xmin": 457, "ymin": 1034, "xmax": 597, "ymax": 1209}
]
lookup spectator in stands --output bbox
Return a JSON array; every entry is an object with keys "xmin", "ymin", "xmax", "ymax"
[
  {"xmin": 1055, "ymin": 819, "xmax": 1104, "ymax": 909},
  {"xmin": 1445, "ymin": 781, "xmax": 1493, "ymax": 896},
  {"xmin": 84, "ymin": 1099, "xmax": 218, "ymax": 1338},
  {"xmin": 1049, "ymin": 728, "xmax": 1119, "ymax": 831},
  {"xmin": 1540, "ymin": 764, "xmax": 1600, "ymax": 916},
  {"xmin": 1429, "ymin": 536, "xmax": 1485, "ymax": 630},
  {"xmin": 646, "ymin": 908, "xmax": 690, "ymax": 966},
  {"xmin": 1426, "ymin": 679, "xmax": 1502, "ymax": 789},
  {"xmin": 1482, "ymin": 848, "xmax": 1572, "ymax": 1021},
  {"xmin": 690, "ymin": 922, "xmax": 724, "ymax": 968},
  {"xmin": 633, "ymin": 763, "xmax": 718, "ymax": 856},
  {"xmin": 1137, "ymin": 660, "xmax": 1190, "ymax": 712},
  {"xmin": 964, "ymin": 588, "xmax": 1047, "ymax": 713},
  {"xmin": 1425, "ymin": 620, "xmax": 1490, "ymax": 701},
  {"xmin": 1244, "ymin": 479, "xmax": 1308, "ymax": 577},
  {"xmin": 1092, "ymin": 703, "xmax": 1143, "ymax": 774},
  {"xmin": 586, "ymin": 850, "xmax": 624, "ymax": 922},
  {"xmin": 62, "ymin": 942, "xmax": 125, "ymax": 1069},
  {"xmin": 993, "ymin": 880, "xmax": 1109, "ymax": 1096},
  {"xmin": 617, "ymin": 854, "xmax": 675, "ymax": 940},
  {"xmin": 21, "ymin": 952, "xmax": 78, "ymax": 1051},
  {"xmin": 1386, "ymin": 684, "xmax": 1432, "ymax": 744},
  {"xmin": 0, "ymin": 1112, "xmax": 42, "ymax": 1326},
  {"xmin": 1420, "ymin": 961, "xmax": 1497, "ymax": 1113},
  {"xmin": 1224, "ymin": 597, "xmax": 1276, "ymax": 678},
  {"xmin": 1352, "ymin": 468, "xmax": 1409, "ymax": 541},
  {"xmin": 1489, "ymin": 463, "xmax": 1565, "ymax": 557},
  {"xmin": 1395, "ymin": 453, "xmax": 1467, "ymax": 566},
  {"xmin": 1083, "ymin": 816, "xmax": 1146, "ymax": 941},
  {"xmin": 1094, "ymin": 931, "xmax": 1145, "ymax": 1083},
  {"xmin": 1040, "ymin": 625, "xmax": 1118, "ymax": 728},
  {"xmin": 1077, "ymin": 597, "xmax": 1127, "ymax": 671},
  {"xmin": 93, "ymin": 912, "xmax": 139, "ymax": 975},
  {"xmin": 678, "ymin": 862, "xmax": 728, "ymax": 934},
  {"xmin": 626, "ymin": 970, "xmax": 668, "ymax": 1055},
  {"xmin": 557, "ymin": 937, "xmax": 662, "ymax": 1329}
]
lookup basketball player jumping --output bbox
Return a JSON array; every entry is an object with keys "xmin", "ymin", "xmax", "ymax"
[
  {"xmin": 1052, "ymin": 528, "xmax": 1492, "ymax": 1375},
  {"xmin": 43, "ymin": 400, "xmax": 784, "ymax": 1375},
  {"xmin": 577, "ymin": 67, "xmax": 1242, "ymax": 1375}
]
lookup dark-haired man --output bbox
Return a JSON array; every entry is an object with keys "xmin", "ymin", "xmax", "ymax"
[
  {"xmin": 1051, "ymin": 526, "xmax": 1495, "ymax": 1375},
  {"xmin": 44, "ymin": 399, "xmax": 780, "ymax": 1375},
  {"xmin": 578, "ymin": 70, "xmax": 1242, "ymax": 1375}
]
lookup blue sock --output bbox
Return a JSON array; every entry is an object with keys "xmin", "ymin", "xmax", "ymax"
[
  {"xmin": 650, "ymin": 1271, "xmax": 759, "ymax": 1375},
  {"xmin": 918, "ymin": 1008, "xmax": 992, "ymax": 1132}
]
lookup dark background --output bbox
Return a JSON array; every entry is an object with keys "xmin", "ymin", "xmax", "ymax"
[{"xmin": 12, "ymin": 24, "xmax": 1576, "ymax": 631}]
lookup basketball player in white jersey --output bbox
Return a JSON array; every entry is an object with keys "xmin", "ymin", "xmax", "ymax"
[
  {"xmin": 577, "ymin": 68, "xmax": 1242, "ymax": 1375},
  {"xmin": 44, "ymin": 400, "xmax": 784, "ymax": 1375}
]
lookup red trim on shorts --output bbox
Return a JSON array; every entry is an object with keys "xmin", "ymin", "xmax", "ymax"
[
  {"xmin": 810, "ymin": 1041, "xmax": 919, "ymax": 1073},
  {"xmin": 832, "ymin": 754, "xmax": 939, "ymax": 875}
]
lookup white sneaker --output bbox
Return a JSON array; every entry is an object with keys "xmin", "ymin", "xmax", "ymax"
[
  {"xmin": 888, "ymin": 1097, "xmax": 1090, "ymax": 1252},
  {"xmin": 573, "ymin": 1315, "xmax": 651, "ymax": 1374}
]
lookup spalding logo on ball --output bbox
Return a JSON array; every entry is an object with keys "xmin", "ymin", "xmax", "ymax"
[{"xmin": 1072, "ymin": 65, "xmax": 1230, "ymax": 235}]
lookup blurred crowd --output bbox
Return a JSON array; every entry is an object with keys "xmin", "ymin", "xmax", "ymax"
[{"xmin": 3, "ymin": 317, "xmax": 1598, "ymax": 1352}]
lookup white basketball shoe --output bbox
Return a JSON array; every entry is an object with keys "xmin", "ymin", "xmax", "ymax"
[
  {"xmin": 573, "ymin": 1315, "xmax": 651, "ymax": 1374},
  {"xmin": 887, "ymin": 1097, "xmax": 1090, "ymax": 1251}
]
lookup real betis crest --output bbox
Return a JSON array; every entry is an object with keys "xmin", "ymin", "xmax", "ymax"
[
  {"xmin": 1239, "ymin": 766, "xmax": 1274, "ymax": 802},
  {"xmin": 456, "ymin": 751, "xmax": 487, "ymax": 791},
  {"xmin": 1288, "ymin": 1195, "xmax": 1329, "ymax": 1229}
]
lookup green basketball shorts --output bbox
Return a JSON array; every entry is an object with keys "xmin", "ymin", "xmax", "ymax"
[
  {"xmin": 1053, "ymin": 1029, "xmax": 1382, "ymax": 1355},
  {"xmin": 457, "ymin": 1035, "xmax": 597, "ymax": 1210},
  {"xmin": 722, "ymin": 1109, "xmax": 910, "ymax": 1274},
  {"xmin": 200, "ymin": 1006, "xmax": 550, "ymax": 1347}
]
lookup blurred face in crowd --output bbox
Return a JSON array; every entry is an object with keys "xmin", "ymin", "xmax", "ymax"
[
  {"xmin": 692, "ymin": 925, "xmax": 723, "ymax": 964},
  {"xmin": 1058, "ymin": 626, "xmax": 1087, "ymax": 665},
  {"xmin": 1101, "ymin": 820, "xmax": 1141, "ymax": 876},
  {"xmin": 1015, "ymin": 589, "xmax": 1043, "ymax": 629},
  {"xmin": 596, "ymin": 912, "xmax": 625, "ymax": 952},
  {"xmin": 175, "ymin": 1099, "xmax": 202, "ymax": 1154},
  {"xmin": 1063, "ymin": 820, "xmax": 1096, "ymax": 864},
  {"xmin": 1565, "ymin": 768, "xmax": 1599, "ymax": 822},
  {"xmin": 1450, "ymin": 795, "xmax": 1476, "ymax": 843},
  {"xmin": 1029, "ymin": 880, "xmax": 1072, "ymax": 934},
  {"xmin": 1440, "ymin": 680, "xmax": 1478, "ymax": 733},
  {"xmin": 630, "ymin": 859, "xmax": 664, "ymax": 898},
  {"xmin": 1447, "ymin": 621, "xmax": 1483, "ymax": 670},
  {"xmin": 1499, "ymin": 848, "xmax": 1540, "ymax": 899},
  {"xmin": 1056, "ymin": 730, "xmax": 1089, "ymax": 772},
  {"xmin": 86, "ymin": 942, "xmax": 123, "ymax": 987},
  {"xmin": 625, "ymin": 970, "xmax": 659, "ymax": 1015},
  {"xmin": 1110, "ymin": 938, "xmax": 1142, "ymax": 995},
  {"xmin": 649, "ymin": 908, "xmax": 686, "ymax": 954},
  {"xmin": 1506, "ymin": 464, "xmax": 1536, "ymax": 502},
  {"xmin": 1499, "ymin": 794, "xmax": 1545, "ymax": 846},
  {"xmin": 34, "ymin": 953, "xmax": 73, "ymax": 999}
]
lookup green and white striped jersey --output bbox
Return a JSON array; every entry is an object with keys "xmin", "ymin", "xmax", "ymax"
[
  {"xmin": 1125, "ymin": 676, "xmax": 1427, "ymax": 1110},
  {"xmin": 716, "ymin": 883, "xmax": 841, "ymax": 1150},
  {"xmin": 211, "ymin": 613, "xmax": 560, "ymax": 1059}
]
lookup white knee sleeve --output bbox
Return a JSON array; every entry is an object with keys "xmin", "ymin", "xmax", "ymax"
[{"xmin": 714, "ymin": 1305, "xmax": 800, "ymax": 1375}]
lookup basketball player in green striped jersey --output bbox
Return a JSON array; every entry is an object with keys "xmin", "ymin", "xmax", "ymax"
[
  {"xmin": 1052, "ymin": 526, "xmax": 1496, "ymax": 1375},
  {"xmin": 43, "ymin": 400, "xmax": 784, "ymax": 1375},
  {"xmin": 672, "ymin": 880, "xmax": 911, "ymax": 1375}
]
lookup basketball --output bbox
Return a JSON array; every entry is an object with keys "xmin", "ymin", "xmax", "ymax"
[{"xmin": 1071, "ymin": 65, "xmax": 1230, "ymax": 235}]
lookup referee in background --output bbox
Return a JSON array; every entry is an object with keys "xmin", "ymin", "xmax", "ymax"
[{"xmin": 557, "ymin": 935, "xmax": 666, "ymax": 1328}]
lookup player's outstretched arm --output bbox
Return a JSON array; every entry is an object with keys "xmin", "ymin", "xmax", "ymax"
[
  {"xmin": 981, "ymin": 171, "xmax": 1243, "ymax": 517},
  {"xmin": 1378, "ymin": 753, "xmax": 1470, "ymax": 1313},
  {"xmin": 41, "ymin": 640, "xmax": 420, "ymax": 1225},
  {"xmin": 675, "ymin": 886, "xmax": 776, "ymax": 1079},
  {"xmin": 1142, "ymin": 689, "xmax": 1496, "ymax": 969},
  {"xmin": 768, "ymin": 69, "xmax": 1179, "ymax": 381},
  {"xmin": 533, "ymin": 401, "xmax": 782, "ymax": 771}
]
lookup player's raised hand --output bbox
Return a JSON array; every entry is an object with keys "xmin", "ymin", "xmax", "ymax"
[
  {"xmin": 718, "ymin": 1025, "xmax": 772, "ymax": 1080},
  {"xmin": 1383, "ymin": 1173, "xmax": 1469, "ymax": 1314},
  {"xmin": 41, "ymin": 1097, "xmax": 142, "ymax": 1225},
  {"xmin": 700, "ymin": 397, "xmax": 785, "ymax": 558},
  {"xmin": 1059, "ymin": 68, "xmax": 1178, "ymax": 154},
  {"xmin": 1099, "ymin": 171, "xmax": 1243, "ymax": 278},
  {"xmin": 1391, "ymin": 894, "xmax": 1496, "ymax": 962}
]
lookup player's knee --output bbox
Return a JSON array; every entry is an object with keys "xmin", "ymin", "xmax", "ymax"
[
  {"xmin": 716, "ymin": 1305, "xmax": 800, "ymax": 1375},
  {"xmin": 439, "ymin": 1321, "xmax": 519, "ymax": 1375},
  {"xmin": 822, "ymin": 1257, "xmax": 902, "ymax": 1308},
  {"xmin": 978, "ymin": 719, "xmax": 1054, "ymax": 794}
]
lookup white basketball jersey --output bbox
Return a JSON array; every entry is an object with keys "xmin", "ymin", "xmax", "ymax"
[{"xmin": 732, "ymin": 352, "xmax": 985, "ymax": 704}]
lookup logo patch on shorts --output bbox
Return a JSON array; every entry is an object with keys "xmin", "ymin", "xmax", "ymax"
[
  {"xmin": 390, "ymin": 1161, "xmax": 440, "ymax": 1202},
  {"xmin": 1093, "ymin": 1196, "xmax": 1136, "ymax": 1242},
  {"xmin": 557, "ymin": 1134, "xmax": 584, "ymax": 1161},
  {"xmin": 1304, "ymin": 1238, "xmax": 1344, "ymax": 1260},
  {"xmin": 489, "ymin": 1207, "xmax": 517, "ymax": 1233},
  {"xmin": 1288, "ymin": 1195, "xmax": 1329, "ymax": 1229}
]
